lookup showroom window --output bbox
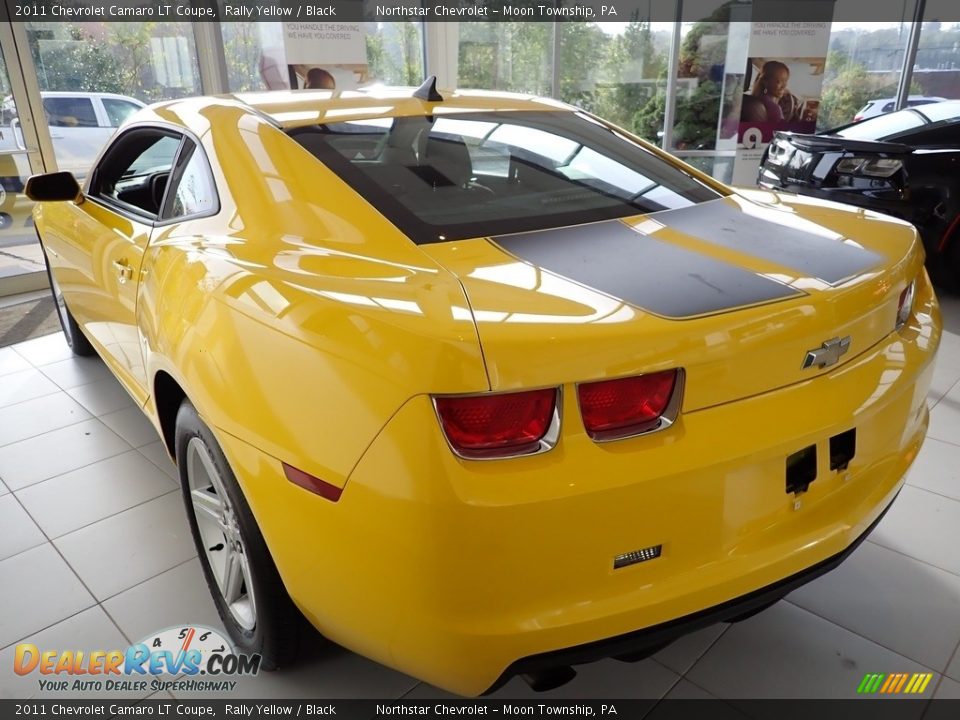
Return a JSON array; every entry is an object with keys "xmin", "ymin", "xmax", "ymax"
[
  {"xmin": 912, "ymin": 20, "xmax": 960, "ymax": 101},
  {"xmin": 218, "ymin": 21, "xmax": 425, "ymax": 93},
  {"xmin": 24, "ymin": 21, "xmax": 202, "ymax": 182},
  {"xmin": 817, "ymin": 1, "xmax": 915, "ymax": 131}
]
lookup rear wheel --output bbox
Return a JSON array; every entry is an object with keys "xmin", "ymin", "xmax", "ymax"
[
  {"xmin": 40, "ymin": 240, "xmax": 95, "ymax": 357},
  {"xmin": 175, "ymin": 400, "xmax": 305, "ymax": 669}
]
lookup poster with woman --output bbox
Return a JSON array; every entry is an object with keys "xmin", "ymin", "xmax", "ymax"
[{"xmin": 731, "ymin": 22, "xmax": 831, "ymax": 185}]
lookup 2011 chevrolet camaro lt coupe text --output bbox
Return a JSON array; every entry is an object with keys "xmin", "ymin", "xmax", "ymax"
[{"xmin": 25, "ymin": 80, "xmax": 941, "ymax": 696}]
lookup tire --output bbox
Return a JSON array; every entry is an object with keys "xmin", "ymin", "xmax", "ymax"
[
  {"xmin": 39, "ymin": 240, "xmax": 96, "ymax": 357},
  {"xmin": 175, "ymin": 400, "xmax": 305, "ymax": 670}
]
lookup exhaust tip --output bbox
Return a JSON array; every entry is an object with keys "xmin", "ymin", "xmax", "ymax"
[{"xmin": 521, "ymin": 666, "xmax": 577, "ymax": 692}]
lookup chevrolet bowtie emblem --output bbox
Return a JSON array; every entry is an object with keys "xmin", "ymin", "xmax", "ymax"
[{"xmin": 802, "ymin": 336, "xmax": 851, "ymax": 370}]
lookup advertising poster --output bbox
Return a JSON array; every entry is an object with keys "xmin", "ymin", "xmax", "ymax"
[
  {"xmin": 260, "ymin": 22, "xmax": 368, "ymax": 91},
  {"xmin": 731, "ymin": 22, "xmax": 831, "ymax": 184}
]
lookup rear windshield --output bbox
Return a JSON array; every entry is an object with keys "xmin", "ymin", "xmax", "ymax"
[{"xmin": 289, "ymin": 110, "xmax": 722, "ymax": 244}]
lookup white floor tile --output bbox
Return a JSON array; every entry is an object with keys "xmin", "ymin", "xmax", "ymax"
[
  {"xmin": 925, "ymin": 677, "xmax": 960, "ymax": 720},
  {"xmin": 788, "ymin": 541, "xmax": 960, "ymax": 671},
  {"xmin": 170, "ymin": 639, "xmax": 419, "ymax": 700},
  {"xmin": 686, "ymin": 602, "xmax": 933, "ymax": 699},
  {"xmin": 934, "ymin": 675, "xmax": 960, "ymax": 699},
  {"xmin": 654, "ymin": 624, "xmax": 728, "ymax": 675},
  {"xmin": 103, "ymin": 559, "xmax": 222, "ymax": 644},
  {"xmin": 0, "ymin": 544, "xmax": 94, "ymax": 649},
  {"xmin": 0, "ymin": 418, "xmax": 131, "ymax": 491},
  {"xmin": 17, "ymin": 450, "xmax": 178, "ymax": 538},
  {"xmin": 66, "ymin": 377, "xmax": 136, "ymax": 417},
  {"xmin": 927, "ymin": 386, "xmax": 960, "ymax": 446},
  {"xmin": 928, "ymin": 336, "xmax": 960, "ymax": 404},
  {"xmin": 947, "ymin": 643, "xmax": 960, "ymax": 682},
  {"xmin": 906, "ymin": 437, "xmax": 960, "ymax": 502},
  {"xmin": 0, "ymin": 607, "xmax": 145, "ymax": 699},
  {"xmin": 54, "ymin": 493, "xmax": 196, "ymax": 601},
  {"xmin": 39, "ymin": 355, "xmax": 111, "ymax": 390},
  {"xmin": 0, "ymin": 478, "xmax": 8, "ymax": 496},
  {"xmin": 139, "ymin": 441, "xmax": 177, "ymax": 481},
  {"xmin": 0, "ymin": 368, "xmax": 60, "ymax": 408},
  {"xmin": 870, "ymin": 485, "xmax": 960, "ymax": 577},
  {"xmin": 0, "ymin": 495, "xmax": 46, "ymax": 561},
  {"xmin": 100, "ymin": 406, "xmax": 161, "ymax": 448},
  {"xmin": 0, "ymin": 347, "xmax": 31, "ymax": 377},
  {"xmin": 645, "ymin": 680, "xmax": 752, "ymax": 720},
  {"xmin": 12, "ymin": 332, "xmax": 74, "ymax": 366},
  {"xmin": 0, "ymin": 392, "xmax": 91, "ymax": 448}
]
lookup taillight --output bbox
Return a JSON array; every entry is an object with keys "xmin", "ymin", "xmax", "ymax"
[
  {"xmin": 896, "ymin": 280, "xmax": 915, "ymax": 331},
  {"xmin": 434, "ymin": 388, "xmax": 558, "ymax": 459},
  {"xmin": 578, "ymin": 370, "xmax": 680, "ymax": 441}
]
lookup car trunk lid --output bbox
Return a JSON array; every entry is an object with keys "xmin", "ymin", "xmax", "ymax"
[{"xmin": 418, "ymin": 192, "xmax": 922, "ymax": 412}]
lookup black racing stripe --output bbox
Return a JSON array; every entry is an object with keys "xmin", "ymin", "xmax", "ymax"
[
  {"xmin": 656, "ymin": 199, "xmax": 882, "ymax": 285},
  {"xmin": 494, "ymin": 221, "xmax": 801, "ymax": 319}
]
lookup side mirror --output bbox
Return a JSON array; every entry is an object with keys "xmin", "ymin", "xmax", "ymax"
[{"xmin": 24, "ymin": 171, "xmax": 82, "ymax": 202}]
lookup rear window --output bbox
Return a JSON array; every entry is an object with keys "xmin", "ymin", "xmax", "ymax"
[{"xmin": 289, "ymin": 110, "xmax": 722, "ymax": 244}]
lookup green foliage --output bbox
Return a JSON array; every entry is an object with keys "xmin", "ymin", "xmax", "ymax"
[
  {"xmin": 29, "ymin": 26, "xmax": 125, "ymax": 94},
  {"xmin": 223, "ymin": 23, "xmax": 265, "ymax": 92}
]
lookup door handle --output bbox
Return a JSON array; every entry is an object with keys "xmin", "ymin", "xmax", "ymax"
[{"xmin": 112, "ymin": 259, "xmax": 133, "ymax": 284}]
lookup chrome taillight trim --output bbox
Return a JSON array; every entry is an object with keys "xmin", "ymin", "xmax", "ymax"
[
  {"xmin": 896, "ymin": 279, "xmax": 916, "ymax": 332},
  {"xmin": 577, "ymin": 368, "xmax": 686, "ymax": 444},
  {"xmin": 432, "ymin": 387, "xmax": 562, "ymax": 461}
]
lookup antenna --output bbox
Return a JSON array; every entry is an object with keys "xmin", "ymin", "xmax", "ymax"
[{"xmin": 413, "ymin": 76, "xmax": 444, "ymax": 102}]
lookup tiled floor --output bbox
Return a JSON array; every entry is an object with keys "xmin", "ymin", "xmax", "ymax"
[{"xmin": 1, "ymin": 295, "xmax": 960, "ymax": 711}]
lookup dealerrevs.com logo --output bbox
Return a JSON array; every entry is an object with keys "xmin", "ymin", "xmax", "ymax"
[{"xmin": 14, "ymin": 625, "xmax": 260, "ymax": 693}]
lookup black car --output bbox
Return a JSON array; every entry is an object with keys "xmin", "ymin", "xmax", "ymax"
[{"xmin": 758, "ymin": 100, "xmax": 960, "ymax": 287}]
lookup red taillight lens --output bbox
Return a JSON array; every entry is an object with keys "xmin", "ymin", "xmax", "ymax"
[
  {"xmin": 578, "ymin": 370, "xmax": 678, "ymax": 440},
  {"xmin": 435, "ymin": 388, "xmax": 557, "ymax": 458}
]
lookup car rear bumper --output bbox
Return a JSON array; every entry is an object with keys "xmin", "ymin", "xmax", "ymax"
[
  {"xmin": 491, "ymin": 492, "xmax": 894, "ymax": 693},
  {"xmin": 219, "ymin": 272, "xmax": 940, "ymax": 697}
]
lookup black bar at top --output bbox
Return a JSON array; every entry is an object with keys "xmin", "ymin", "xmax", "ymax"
[{"xmin": 2, "ymin": 0, "xmax": 957, "ymax": 23}]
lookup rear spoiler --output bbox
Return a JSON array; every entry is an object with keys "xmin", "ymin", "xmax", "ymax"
[{"xmin": 773, "ymin": 131, "xmax": 913, "ymax": 155}]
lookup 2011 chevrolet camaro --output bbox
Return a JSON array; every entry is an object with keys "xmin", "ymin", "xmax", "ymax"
[{"xmin": 26, "ymin": 79, "xmax": 940, "ymax": 696}]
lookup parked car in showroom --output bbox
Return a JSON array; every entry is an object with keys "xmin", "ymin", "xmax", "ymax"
[
  {"xmin": 0, "ymin": 91, "xmax": 145, "ymax": 242},
  {"xmin": 759, "ymin": 100, "xmax": 960, "ymax": 289},
  {"xmin": 0, "ymin": 91, "xmax": 146, "ymax": 180},
  {"xmin": 853, "ymin": 95, "xmax": 946, "ymax": 121},
  {"xmin": 26, "ymin": 80, "xmax": 940, "ymax": 696}
]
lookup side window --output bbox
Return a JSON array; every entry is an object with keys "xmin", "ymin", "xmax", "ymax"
[
  {"xmin": 102, "ymin": 98, "xmax": 143, "ymax": 128},
  {"xmin": 164, "ymin": 144, "xmax": 217, "ymax": 219},
  {"xmin": 91, "ymin": 130, "xmax": 182, "ymax": 218},
  {"xmin": 43, "ymin": 97, "xmax": 98, "ymax": 128}
]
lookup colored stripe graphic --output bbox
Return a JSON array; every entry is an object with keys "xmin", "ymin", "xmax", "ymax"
[
  {"xmin": 857, "ymin": 672, "xmax": 933, "ymax": 694},
  {"xmin": 493, "ymin": 220, "xmax": 801, "ymax": 319},
  {"xmin": 654, "ymin": 198, "xmax": 883, "ymax": 285}
]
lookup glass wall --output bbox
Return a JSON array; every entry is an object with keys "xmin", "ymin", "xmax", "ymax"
[
  {"xmin": 912, "ymin": 21, "xmax": 960, "ymax": 101},
  {"xmin": 219, "ymin": 22, "xmax": 424, "ymax": 93},
  {"xmin": 24, "ymin": 21, "xmax": 202, "ymax": 181},
  {"xmin": 457, "ymin": 21, "xmax": 668, "ymax": 144},
  {"xmin": 0, "ymin": 46, "xmax": 41, "ymax": 284},
  {"xmin": 817, "ymin": 11, "xmax": 915, "ymax": 131}
]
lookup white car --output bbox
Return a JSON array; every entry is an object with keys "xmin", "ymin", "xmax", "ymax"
[
  {"xmin": 853, "ymin": 95, "xmax": 946, "ymax": 122},
  {"xmin": 0, "ymin": 91, "xmax": 146, "ymax": 178}
]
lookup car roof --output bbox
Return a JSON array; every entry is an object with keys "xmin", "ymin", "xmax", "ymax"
[
  {"xmin": 40, "ymin": 91, "xmax": 145, "ymax": 102},
  {"xmin": 144, "ymin": 87, "xmax": 572, "ymax": 135}
]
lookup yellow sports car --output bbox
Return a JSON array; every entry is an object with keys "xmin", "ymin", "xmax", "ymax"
[{"xmin": 26, "ymin": 78, "xmax": 940, "ymax": 696}]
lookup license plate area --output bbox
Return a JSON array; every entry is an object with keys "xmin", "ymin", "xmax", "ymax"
[{"xmin": 785, "ymin": 429, "xmax": 857, "ymax": 495}]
